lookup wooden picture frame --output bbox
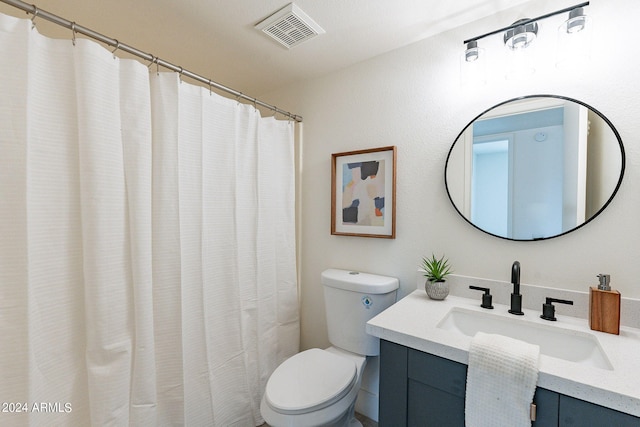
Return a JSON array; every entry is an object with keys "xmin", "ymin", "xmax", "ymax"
[{"xmin": 331, "ymin": 146, "xmax": 396, "ymax": 238}]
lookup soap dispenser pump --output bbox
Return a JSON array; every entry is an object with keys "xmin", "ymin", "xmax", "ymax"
[
  {"xmin": 597, "ymin": 274, "xmax": 611, "ymax": 291},
  {"xmin": 589, "ymin": 273, "xmax": 620, "ymax": 335}
]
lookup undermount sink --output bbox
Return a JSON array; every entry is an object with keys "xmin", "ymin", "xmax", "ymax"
[{"xmin": 437, "ymin": 307, "xmax": 613, "ymax": 370}]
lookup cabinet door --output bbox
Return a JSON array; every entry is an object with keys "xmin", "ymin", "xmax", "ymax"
[
  {"xmin": 379, "ymin": 340, "xmax": 408, "ymax": 426},
  {"xmin": 559, "ymin": 395, "xmax": 640, "ymax": 427},
  {"xmin": 532, "ymin": 388, "xmax": 559, "ymax": 427},
  {"xmin": 407, "ymin": 349, "xmax": 467, "ymax": 427}
]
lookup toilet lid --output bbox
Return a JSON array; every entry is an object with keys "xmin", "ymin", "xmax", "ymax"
[{"xmin": 265, "ymin": 348, "xmax": 357, "ymax": 415}]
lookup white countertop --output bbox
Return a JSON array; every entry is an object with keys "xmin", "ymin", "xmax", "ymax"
[{"xmin": 366, "ymin": 290, "xmax": 640, "ymax": 417}]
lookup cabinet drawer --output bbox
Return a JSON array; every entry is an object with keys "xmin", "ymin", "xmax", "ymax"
[{"xmin": 408, "ymin": 348, "xmax": 467, "ymax": 398}]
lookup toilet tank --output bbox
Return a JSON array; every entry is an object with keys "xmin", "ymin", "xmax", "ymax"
[{"xmin": 321, "ymin": 269, "xmax": 399, "ymax": 356}]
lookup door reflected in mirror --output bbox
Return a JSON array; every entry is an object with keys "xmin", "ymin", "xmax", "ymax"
[{"xmin": 445, "ymin": 95, "xmax": 625, "ymax": 241}]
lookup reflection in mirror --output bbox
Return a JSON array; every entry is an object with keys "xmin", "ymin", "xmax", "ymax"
[{"xmin": 445, "ymin": 95, "xmax": 624, "ymax": 241}]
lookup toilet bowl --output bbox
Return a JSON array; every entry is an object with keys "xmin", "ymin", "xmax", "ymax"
[
  {"xmin": 260, "ymin": 347, "xmax": 366, "ymax": 427},
  {"xmin": 260, "ymin": 269, "xmax": 399, "ymax": 427}
]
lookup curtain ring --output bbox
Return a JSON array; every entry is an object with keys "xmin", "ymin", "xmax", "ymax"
[
  {"xmin": 208, "ymin": 79, "xmax": 213, "ymax": 96},
  {"xmin": 178, "ymin": 66, "xmax": 183, "ymax": 83},
  {"xmin": 235, "ymin": 93, "xmax": 243, "ymax": 105},
  {"xmin": 71, "ymin": 22, "xmax": 77, "ymax": 46},
  {"xmin": 147, "ymin": 56, "xmax": 160, "ymax": 76},
  {"xmin": 30, "ymin": 6, "xmax": 38, "ymax": 29},
  {"xmin": 111, "ymin": 40, "xmax": 120, "ymax": 58}
]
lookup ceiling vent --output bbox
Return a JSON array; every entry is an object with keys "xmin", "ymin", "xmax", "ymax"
[{"xmin": 255, "ymin": 3, "xmax": 325, "ymax": 49}]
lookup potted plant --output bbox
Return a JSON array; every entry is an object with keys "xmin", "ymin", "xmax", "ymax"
[{"xmin": 421, "ymin": 254, "xmax": 452, "ymax": 300}]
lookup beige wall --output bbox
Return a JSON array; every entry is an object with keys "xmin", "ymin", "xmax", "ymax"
[
  {"xmin": 265, "ymin": 0, "xmax": 640, "ymax": 350},
  {"xmin": 2, "ymin": 0, "xmax": 638, "ymax": 353}
]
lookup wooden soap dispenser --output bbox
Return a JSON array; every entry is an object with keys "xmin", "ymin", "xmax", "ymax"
[{"xmin": 589, "ymin": 274, "xmax": 621, "ymax": 335}]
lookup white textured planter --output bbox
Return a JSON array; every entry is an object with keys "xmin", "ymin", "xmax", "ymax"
[{"xmin": 425, "ymin": 280, "xmax": 449, "ymax": 300}]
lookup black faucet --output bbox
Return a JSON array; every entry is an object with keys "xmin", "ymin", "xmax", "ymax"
[{"xmin": 508, "ymin": 261, "xmax": 524, "ymax": 315}]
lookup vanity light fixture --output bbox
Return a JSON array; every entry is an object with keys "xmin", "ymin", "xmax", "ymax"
[{"xmin": 462, "ymin": 2, "xmax": 590, "ymax": 63}]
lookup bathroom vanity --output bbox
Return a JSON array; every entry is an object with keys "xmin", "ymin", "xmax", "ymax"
[
  {"xmin": 366, "ymin": 290, "xmax": 640, "ymax": 427},
  {"xmin": 378, "ymin": 340, "xmax": 638, "ymax": 426}
]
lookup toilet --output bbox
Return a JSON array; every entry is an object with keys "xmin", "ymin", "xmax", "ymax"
[{"xmin": 260, "ymin": 269, "xmax": 399, "ymax": 427}]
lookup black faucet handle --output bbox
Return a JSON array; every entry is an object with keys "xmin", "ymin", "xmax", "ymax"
[
  {"xmin": 540, "ymin": 297, "xmax": 574, "ymax": 321},
  {"xmin": 469, "ymin": 285, "xmax": 494, "ymax": 309}
]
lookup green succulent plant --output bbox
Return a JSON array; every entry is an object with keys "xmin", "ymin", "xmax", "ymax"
[{"xmin": 421, "ymin": 254, "xmax": 452, "ymax": 282}]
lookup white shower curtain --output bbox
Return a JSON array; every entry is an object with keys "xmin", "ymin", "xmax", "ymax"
[{"xmin": 0, "ymin": 12, "xmax": 299, "ymax": 427}]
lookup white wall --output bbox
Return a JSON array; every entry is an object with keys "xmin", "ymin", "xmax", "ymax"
[{"xmin": 265, "ymin": 0, "xmax": 640, "ymax": 351}]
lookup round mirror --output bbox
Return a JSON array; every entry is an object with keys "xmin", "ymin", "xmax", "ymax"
[{"xmin": 445, "ymin": 95, "xmax": 625, "ymax": 241}]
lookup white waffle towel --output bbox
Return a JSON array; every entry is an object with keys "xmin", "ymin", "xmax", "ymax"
[{"xmin": 465, "ymin": 332, "xmax": 540, "ymax": 427}]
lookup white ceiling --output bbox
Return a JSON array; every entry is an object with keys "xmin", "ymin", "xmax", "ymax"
[{"xmin": 0, "ymin": 0, "xmax": 536, "ymax": 95}]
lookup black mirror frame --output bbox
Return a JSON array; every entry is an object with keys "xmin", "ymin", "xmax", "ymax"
[{"xmin": 444, "ymin": 94, "xmax": 626, "ymax": 241}]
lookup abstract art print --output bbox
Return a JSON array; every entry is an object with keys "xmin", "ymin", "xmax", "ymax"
[{"xmin": 331, "ymin": 146, "xmax": 396, "ymax": 238}]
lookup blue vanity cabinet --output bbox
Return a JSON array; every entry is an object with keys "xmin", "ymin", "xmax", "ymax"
[{"xmin": 379, "ymin": 340, "xmax": 639, "ymax": 427}]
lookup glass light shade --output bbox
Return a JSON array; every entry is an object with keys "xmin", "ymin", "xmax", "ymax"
[
  {"xmin": 565, "ymin": 7, "xmax": 587, "ymax": 33},
  {"xmin": 556, "ymin": 14, "xmax": 592, "ymax": 69},
  {"xmin": 507, "ymin": 31, "xmax": 535, "ymax": 50},
  {"xmin": 465, "ymin": 41, "xmax": 480, "ymax": 62},
  {"xmin": 566, "ymin": 16, "xmax": 586, "ymax": 33},
  {"xmin": 505, "ymin": 47, "xmax": 536, "ymax": 80},
  {"xmin": 504, "ymin": 21, "xmax": 538, "ymax": 51},
  {"xmin": 460, "ymin": 47, "xmax": 487, "ymax": 86}
]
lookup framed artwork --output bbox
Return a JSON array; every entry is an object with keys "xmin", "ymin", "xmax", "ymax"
[{"xmin": 331, "ymin": 146, "xmax": 396, "ymax": 238}]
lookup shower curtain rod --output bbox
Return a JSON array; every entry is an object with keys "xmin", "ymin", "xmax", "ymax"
[{"xmin": 0, "ymin": 0, "xmax": 303, "ymax": 122}]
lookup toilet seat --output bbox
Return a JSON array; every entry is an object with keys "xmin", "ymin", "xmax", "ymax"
[{"xmin": 264, "ymin": 348, "xmax": 357, "ymax": 415}]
